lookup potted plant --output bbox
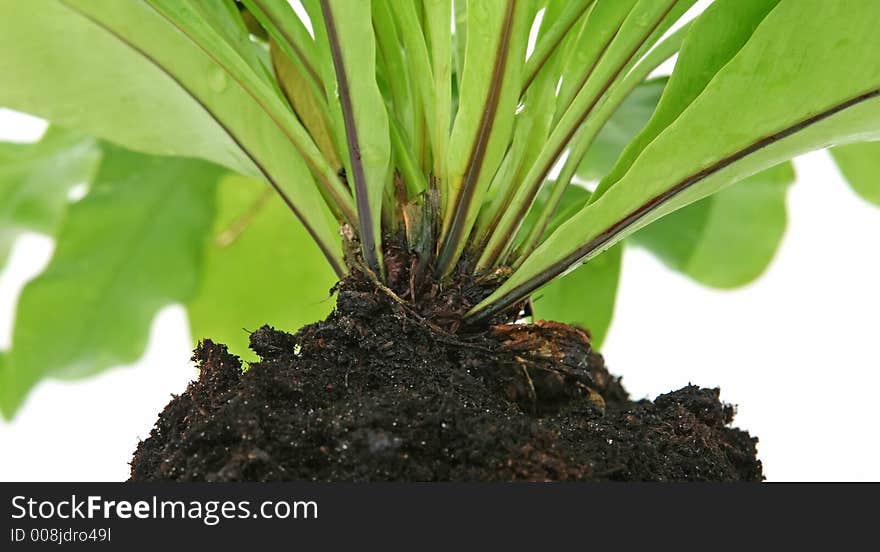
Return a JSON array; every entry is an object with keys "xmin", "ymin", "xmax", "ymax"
[{"xmin": 1, "ymin": 0, "xmax": 878, "ymax": 481}]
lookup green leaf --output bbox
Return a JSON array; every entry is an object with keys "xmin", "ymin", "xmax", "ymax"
[
  {"xmin": 0, "ymin": 128, "xmax": 101, "ymax": 270},
  {"xmin": 319, "ymin": 0, "xmax": 392, "ymax": 272},
  {"xmin": 515, "ymin": 26, "xmax": 690, "ymax": 261},
  {"xmin": 472, "ymin": 0, "xmax": 880, "ymax": 321},
  {"xmin": 516, "ymin": 185, "xmax": 591, "ymax": 255},
  {"xmin": 424, "ymin": 0, "xmax": 453, "ymax": 181},
  {"xmin": 591, "ymin": 0, "xmax": 781, "ymax": 201},
  {"xmin": 190, "ymin": 0, "xmax": 272, "ymax": 82},
  {"xmin": 371, "ymin": 0, "xmax": 421, "ymax": 185},
  {"xmin": 0, "ymin": 232, "xmax": 12, "ymax": 272},
  {"xmin": 438, "ymin": 0, "xmax": 533, "ymax": 274},
  {"xmin": 0, "ymin": 0, "xmax": 346, "ymax": 272},
  {"xmin": 141, "ymin": 0, "xmax": 355, "ymax": 234},
  {"xmin": 271, "ymin": 41, "xmax": 341, "ymax": 173},
  {"xmin": 532, "ymin": 244, "xmax": 622, "ymax": 349},
  {"xmin": 0, "ymin": 146, "xmax": 222, "ymax": 418},
  {"xmin": 187, "ymin": 175, "xmax": 337, "ymax": 362},
  {"xmin": 830, "ymin": 142, "xmax": 880, "ymax": 207},
  {"xmin": 478, "ymin": 0, "xmax": 693, "ymax": 271},
  {"xmin": 576, "ymin": 79, "xmax": 666, "ymax": 182},
  {"xmin": 522, "ymin": 0, "xmax": 594, "ymax": 94},
  {"xmin": 390, "ymin": 1, "xmax": 436, "ymax": 162},
  {"xmin": 473, "ymin": 30, "xmax": 564, "ymax": 250},
  {"xmin": 575, "ymin": 76, "xmax": 795, "ymax": 289},
  {"xmin": 242, "ymin": 0, "xmax": 321, "ymax": 93},
  {"xmin": 632, "ymin": 163, "xmax": 795, "ymax": 288},
  {"xmin": 452, "ymin": 0, "xmax": 467, "ymax": 93},
  {"xmin": 554, "ymin": 0, "xmax": 638, "ymax": 118},
  {"xmin": 0, "ymin": 352, "xmax": 6, "ymax": 418},
  {"xmin": 0, "ymin": 0, "xmax": 251, "ymax": 175}
]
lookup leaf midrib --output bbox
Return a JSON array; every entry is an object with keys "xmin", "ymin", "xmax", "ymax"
[{"xmin": 320, "ymin": 0, "xmax": 380, "ymax": 272}]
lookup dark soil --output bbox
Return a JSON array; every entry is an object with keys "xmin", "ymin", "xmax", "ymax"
[{"xmin": 130, "ymin": 267, "xmax": 762, "ymax": 482}]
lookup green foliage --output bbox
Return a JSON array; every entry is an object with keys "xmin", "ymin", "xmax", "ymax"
[
  {"xmin": 590, "ymin": 0, "xmax": 782, "ymax": 201},
  {"xmin": 579, "ymin": 77, "xmax": 796, "ymax": 289},
  {"xmin": 0, "ymin": 145, "xmax": 222, "ymax": 417},
  {"xmin": 3, "ymin": 0, "xmax": 880, "ymax": 416},
  {"xmin": 533, "ymin": 244, "xmax": 621, "ymax": 349},
  {"xmin": 575, "ymin": 79, "xmax": 666, "ymax": 183},
  {"xmin": 830, "ymin": 142, "xmax": 880, "ymax": 207},
  {"xmin": 187, "ymin": 175, "xmax": 336, "ymax": 362},
  {"xmin": 632, "ymin": 164, "xmax": 794, "ymax": 287},
  {"xmin": 0, "ymin": 0, "xmax": 251, "ymax": 175},
  {"xmin": 478, "ymin": 0, "xmax": 694, "ymax": 271},
  {"xmin": 0, "ymin": 128, "xmax": 100, "ymax": 270},
  {"xmin": 474, "ymin": 0, "xmax": 880, "ymax": 320},
  {"xmin": 318, "ymin": 0, "xmax": 391, "ymax": 272},
  {"xmin": 0, "ymin": 0, "xmax": 345, "ymax": 272},
  {"xmin": 438, "ymin": 0, "xmax": 532, "ymax": 274}
]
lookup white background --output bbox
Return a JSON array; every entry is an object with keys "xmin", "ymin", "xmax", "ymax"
[{"xmin": 1, "ymin": 0, "xmax": 878, "ymax": 480}]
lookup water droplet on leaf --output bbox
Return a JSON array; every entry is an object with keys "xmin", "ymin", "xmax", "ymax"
[{"xmin": 209, "ymin": 69, "xmax": 228, "ymax": 93}]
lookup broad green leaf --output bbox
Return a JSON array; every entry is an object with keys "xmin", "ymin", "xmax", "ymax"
[
  {"xmin": 830, "ymin": 142, "xmax": 880, "ymax": 207},
  {"xmin": 0, "ymin": 0, "xmax": 251, "ymax": 175},
  {"xmin": 632, "ymin": 163, "xmax": 795, "ymax": 288},
  {"xmin": 271, "ymin": 41, "xmax": 341, "ymax": 172},
  {"xmin": 516, "ymin": 48, "xmax": 684, "ymax": 260},
  {"xmin": 0, "ymin": 146, "xmax": 222, "ymax": 418},
  {"xmin": 591, "ymin": 0, "xmax": 781, "ymax": 201},
  {"xmin": 532, "ymin": 244, "xmax": 621, "ymax": 349},
  {"xmin": 0, "ymin": 353, "xmax": 6, "ymax": 417},
  {"xmin": 319, "ymin": 0, "xmax": 391, "ymax": 272},
  {"xmin": 242, "ymin": 0, "xmax": 330, "ymax": 151},
  {"xmin": 546, "ymin": 0, "xmax": 694, "ymax": 166},
  {"xmin": 300, "ymin": 0, "xmax": 350, "ymax": 169},
  {"xmin": 0, "ymin": 0, "xmax": 345, "ymax": 271},
  {"xmin": 0, "ymin": 232, "xmax": 12, "ymax": 272},
  {"xmin": 389, "ymin": 116, "xmax": 429, "ymax": 197},
  {"xmin": 190, "ymin": 0, "xmax": 272, "ymax": 82},
  {"xmin": 574, "ymin": 74, "xmax": 796, "ymax": 289},
  {"xmin": 371, "ymin": 0, "xmax": 431, "ymax": 199},
  {"xmin": 452, "ymin": 0, "xmax": 467, "ymax": 85},
  {"xmin": 473, "ymin": 0, "xmax": 880, "ymax": 320},
  {"xmin": 516, "ymin": 186, "xmax": 591, "ymax": 256},
  {"xmin": 188, "ymin": 175, "xmax": 337, "ymax": 361},
  {"xmin": 140, "ymin": 0, "xmax": 354, "ymax": 234},
  {"xmin": 519, "ymin": 81, "xmax": 665, "ymax": 245},
  {"xmin": 0, "ymin": 128, "xmax": 101, "ymax": 270}
]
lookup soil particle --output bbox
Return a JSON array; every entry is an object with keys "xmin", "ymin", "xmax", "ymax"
[{"xmin": 131, "ymin": 271, "xmax": 762, "ymax": 482}]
